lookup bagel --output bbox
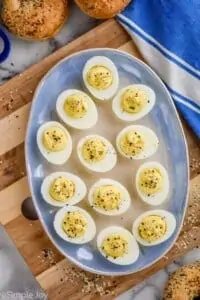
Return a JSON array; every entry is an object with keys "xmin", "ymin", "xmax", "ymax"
[
  {"xmin": 74, "ymin": 0, "xmax": 131, "ymax": 19},
  {"xmin": 1, "ymin": 0, "xmax": 68, "ymax": 40},
  {"xmin": 163, "ymin": 262, "xmax": 200, "ymax": 300}
]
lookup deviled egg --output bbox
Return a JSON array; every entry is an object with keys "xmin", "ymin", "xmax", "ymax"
[
  {"xmin": 37, "ymin": 121, "xmax": 72, "ymax": 165},
  {"xmin": 41, "ymin": 172, "xmax": 87, "ymax": 207},
  {"xmin": 54, "ymin": 206, "xmax": 96, "ymax": 244},
  {"xmin": 132, "ymin": 209, "xmax": 176, "ymax": 246},
  {"xmin": 97, "ymin": 226, "xmax": 139, "ymax": 265},
  {"xmin": 56, "ymin": 89, "xmax": 98, "ymax": 130},
  {"xmin": 83, "ymin": 56, "xmax": 119, "ymax": 101},
  {"xmin": 136, "ymin": 161, "xmax": 169, "ymax": 206},
  {"xmin": 116, "ymin": 125, "xmax": 159, "ymax": 160},
  {"xmin": 88, "ymin": 179, "xmax": 131, "ymax": 216},
  {"xmin": 112, "ymin": 84, "xmax": 155, "ymax": 121},
  {"xmin": 77, "ymin": 134, "xmax": 117, "ymax": 173}
]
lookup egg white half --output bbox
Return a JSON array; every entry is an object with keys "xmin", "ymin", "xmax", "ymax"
[
  {"xmin": 77, "ymin": 134, "xmax": 117, "ymax": 173},
  {"xmin": 56, "ymin": 89, "xmax": 98, "ymax": 130},
  {"xmin": 135, "ymin": 161, "xmax": 170, "ymax": 206},
  {"xmin": 88, "ymin": 178, "xmax": 131, "ymax": 216},
  {"xmin": 132, "ymin": 209, "xmax": 176, "ymax": 246},
  {"xmin": 41, "ymin": 172, "xmax": 87, "ymax": 207},
  {"xmin": 37, "ymin": 121, "xmax": 72, "ymax": 165},
  {"xmin": 116, "ymin": 125, "xmax": 159, "ymax": 160},
  {"xmin": 82, "ymin": 56, "xmax": 119, "ymax": 101},
  {"xmin": 97, "ymin": 226, "xmax": 140, "ymax": 265},
  {"xmin": 54, "ymin": 206, "xmax": 96, "ymax": 244},
  {"xmin": 112, "ymin": 84, "xmax": 156, "ymax": 122}
]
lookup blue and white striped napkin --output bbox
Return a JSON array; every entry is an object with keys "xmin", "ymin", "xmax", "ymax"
[{"xmin": 117, "ymin": 0, "xmax": 200, "ymax": 138}]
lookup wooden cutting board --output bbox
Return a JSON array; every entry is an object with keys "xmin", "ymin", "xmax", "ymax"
[{"xmin": 0, "ymin": 20, "xmax": 200, "ymax": 300}]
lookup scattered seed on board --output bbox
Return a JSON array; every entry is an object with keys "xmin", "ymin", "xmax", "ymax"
[
  {"xmin": 37, "ymin": 248, "xmax": 116, "ymax": 296},
  {"xmin": 184, "ymin": 183, "xmax": 200, "ymax": 228},
  {"xmin": 190, "ymin": 156, "xmax": 200, "ymax": 172},
  {"xmin": 174, "ymin": 183, "xmax": 200, "ymax": 251},
  {"xmin": 6, "ymin": 102, "xmax": 12, "ymax": 111}
]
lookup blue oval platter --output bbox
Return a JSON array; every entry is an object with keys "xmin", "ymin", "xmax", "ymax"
[{"xmin": 25, "ymin": 49, "xmax": 189, "ymax": 276}]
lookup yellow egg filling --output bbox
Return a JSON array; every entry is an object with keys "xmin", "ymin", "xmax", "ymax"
[
  {"xmin": 43, "ymin": 126, "xmax": 67, "ymax": 152},
  {"xmin": 121, "ymin": 87, "xmax": 148, "ymax": 114},
  {"xmin": 139, "ymin": 168, "xmax": 163, "ymax": 196},
  {"xmin": 82, "ymin": 138, "xmax": 107, "ymax": 163},
  {"xmin": 62, "ymin": 211, "xmax": 87, "ymax": 238},
  {"xmin": 120, "ymin": 131, "xmax": 145, "ymax": 156},
  {"xmin": 64, "ymin": 93, "xmax": 88, "ymax": 118},
  {"xmin": 138, "ymin": 215, "xmax": 167, "ymax": 243},
  {"xmin": 49, "ymin": 176, "xmax": 75, "ymax": 202},
  {"xmin": 87, "ymin": 65, "xmax": 113, "ymax": 90},
  {"xmin": 101, "ymin": 234, "xmax": 128, "ymax": 259},
  {"xmin": 93, "ymin": 185, "xmax": 122, "ymax": 211}
]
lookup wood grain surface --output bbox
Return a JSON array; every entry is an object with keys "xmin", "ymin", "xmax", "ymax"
[{"xmin": 0, "ymin": 19, "xmax": 199, "ymax": 300}]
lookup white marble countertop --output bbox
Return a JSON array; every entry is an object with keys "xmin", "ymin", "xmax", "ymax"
[{"xmin": 0, "ymin": 2, "xmax": 199, "ymax": 299}]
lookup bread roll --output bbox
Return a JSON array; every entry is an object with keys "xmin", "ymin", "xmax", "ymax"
[
  {"xmin": 2, "ymin": 0, "xmax": 68, "ymax": 40},
  {"xmin": 163, "ymin": 262, "xmax": 200, "ymax": 300},
  {"xmin": 75, "ymin": 0, "xmax": 131, "ymax": 19}
]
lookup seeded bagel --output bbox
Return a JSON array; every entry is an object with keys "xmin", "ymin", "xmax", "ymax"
[
  {"xmin": 163, "ymin": 262, "xmax": 200, "ymax": 300},
  {"xmin": 74, "ymin": 0, "xmax": 131, "ymax": 19},
  {"xmin": 1, "ymin": 0, "xmax": 68, "ymax": 40}
]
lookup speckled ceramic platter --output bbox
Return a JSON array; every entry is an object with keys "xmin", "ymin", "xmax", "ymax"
[{"xmin": 25, "ymin": 48, "xmax": 189, "ymax": 276}]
